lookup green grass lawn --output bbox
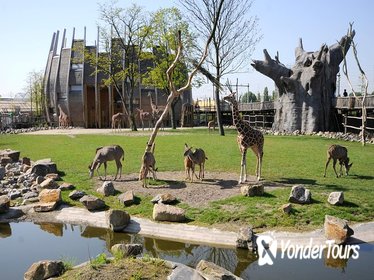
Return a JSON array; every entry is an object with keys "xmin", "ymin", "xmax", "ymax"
[{"xmin": 1, "ymin": 129, "xmax": 373, "ymax": 231}]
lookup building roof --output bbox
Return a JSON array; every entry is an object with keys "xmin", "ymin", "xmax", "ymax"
[{"xmin": 0, "ymin": 98, "xmax": 32, "ymax": 113}]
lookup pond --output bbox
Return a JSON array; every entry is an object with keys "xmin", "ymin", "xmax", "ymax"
[{"xmin": 0, "ymin": 222, "xmax": 373, "ymax": 279}]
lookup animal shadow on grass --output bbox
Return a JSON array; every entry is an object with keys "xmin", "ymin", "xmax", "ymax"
[
  {"xmin": 277, "ymin": 178, "xmax": 317, "ymax": 185},
  {"xmin": 216, "ymin": 179, "xmax": 239, "ymax": 189},
  {"xmin": 350, "ymin": 174, "xmax": 374, "ymax": 180},
  {"xmin": 341, "ymin": 200, "xmax": 359, "ymax": 208},
  {"xmin": 148, "ymin": 180, "xmax": 187, "ymax": 190}
]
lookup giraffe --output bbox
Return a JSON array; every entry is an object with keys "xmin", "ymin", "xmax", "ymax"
[
  {"xmin": 148, "ymin": 92, "xmax": 166, "ymax": 128},
  {"xmin": 136, "ymin": 108, "xmax": 152, "ymax": 130},
  {"xmin": 208, "ymin": 120, "xmax": 216, "ymax": 133},
  {"xmin": 223, "ymin": 91, "xmax": 264, "ymax": 182},
  {"xmin": 57, "ymin": 104, "xmax": 69, "ymax": 128},
  {"xmin": 111, "ymin": 112, "xmax": 127, "ymax": 132}
]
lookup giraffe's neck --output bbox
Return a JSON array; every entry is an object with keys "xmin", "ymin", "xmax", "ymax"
[{"xmin": 231, "ymin": 100, "xmax": 250, "ymax": 133}]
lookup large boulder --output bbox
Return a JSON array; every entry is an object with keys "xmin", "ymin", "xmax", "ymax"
[
  {"xmin": 151, "ymin": 193, "xmax": 178, "ymax": 204},
  {"xmin": 328, "ymin": 192, "xmax": 344, "ymax": 205},
  {"xmin": 34, "ymin": 189, "xmax": 62, "ymax": 212},
  {"xmin": 111, "ymin": 243, "xmax": 143, "ymax": 257},
  {"xmin": 152, "ymin": 204, "xmax": 186, "ymax": 222},
  {"xmin": 289, "ymin": 185, "xmax": 311, "ymax": 204},
  {"xmin": 106, "ymin": 209, "xmax": 131, "ymax": 232},
  {"xmin": 324, "ymin": 215, "xmax": 354, "ymax": 244},
  {"xmin": 196, "ymin": 260, "xmax": 242, "ymax": 280},
  {"xmin": 0, "ymin": 195, "xmax": 10, "ymax": 213},
  {"xmin": 24, "ymin": 260, "xmax": 64, "ymax": 280},
  {"xmin": 97, "ymin": 181, "xmax": 116, "ymax": 196},
  {"xmin": 236, "ymin": 226, "xmax": 254, "ymax": 250},
  {"xmin": 31, "ymin": 159, "xmax": 57, "ymax": 177},
  {"xmin": 118, "ymin": 191, "xmax": 135, "ymax": 206},
  {"xmin": 240, "ymin": 184, "xmax": 264, "ymax": 197},
  {"xmin": 79, "ymin": 195, "xmax": 106, "ymax": 211}
]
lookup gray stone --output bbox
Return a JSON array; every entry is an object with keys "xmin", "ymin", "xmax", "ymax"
[
  {"xmin": 118, "ymin": 191, "xmax": 134, "ymax": 206},
  {"xmin": 111, "ymin": 243, "xmax": 143, "ymax": 257},
  {"xmin": 35, "ymin": 176, "xmax": 44, "ymax": 184},
  {"xmin": 40, "ymin": 178, "xmax": 58, "ymax": 189},
  {"xmin": 69, "ymin": 190, "xmax": 86, "ymax": 200},
  {"xmin": 280, "ymin": 203, "xmax": 292, "ymax": 214},
  {"xmin": 79, "ymin": 195, "xmax": 106, "ymax": 211},
  {"xmin": 8, "ymin": 190, "xmax": 22, "ymax": 200},
  {"xmin": 97, "ymin": 181, "xmax": 116, "ymax": 196},
  {"xmin": 24, "ymin": 260, "xmax": 64, "ymax": 280},
  {"xmin": 58, "ymin": 182, "xmax": 75, "ymax": 191},
  {"xmin": 289, "ymin": 185, "xmax": 311, "ymax": 204},
  {"xmin": 324, "ymin": 215, "xmax": 354, "ymax": 245},
  {"xmin": 240, "ymin": 184, "xmax": 264, "ymax": 197},
  {"xmin": 0, "ymin": 195, "xmax": 10, "ymax": 213},
  {"xmin": 23, "ymin": 192, "xmax": 39, "ymax": 199},
  {"xmin": 31, "ymin": 159, "xmax": 57, "ymax": 177},
  {"xmin": 152, "ymin": 203, "xmax": 186, "ymax": 222},
  {"xmin": 328, "ymin": 191, "xmax": 344, "ymax": 205},
  {"xmin": 166, "ymin": 261, "xmax": 205, "ymax": 280},
  {"xmin": 236, "ymin": 226, "xmax": 254, "ymax": 250},
  {"xmin": 34, "ymin": 201, "xmax": 59, "ymax": 212},
  {"xmin": 0, "ymin": 167, "xmax": 5, "ymax": 180},
  {"xmin": 0, "ymin": 149, "xmax": 20, "ymax": 162},
  {"xmin": 106, "ymin": 209, "xmax": 130, "ymax": 231},
  {"xmin": 151, "ymin": 193, "xmax": 178, "ymax": 204},
  {"xmin": 196, "ymin": 260, "xmax": 242, "ymax": 280}
]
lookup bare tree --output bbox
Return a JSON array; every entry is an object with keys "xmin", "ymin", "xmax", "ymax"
[
  {"xmin": 180, "ymin": 0, "xmax": 262, "ymax": 136},
  {"xmin": 341, "ymin": 23, "xmax": 369, "ymax": 146},
  {"xmin": 142, "ymin": 0, "xmax": 224, "ymax": 158}
]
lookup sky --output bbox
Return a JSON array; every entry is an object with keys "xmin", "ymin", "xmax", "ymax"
[{"xmin": 0, "ymin": 0, "xmax": 373, "ymax": 100}]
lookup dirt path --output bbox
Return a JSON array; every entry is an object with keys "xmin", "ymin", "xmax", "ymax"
[{"xmin": 95, "ymin": 171, "xmax": 284, "ymax": 207}]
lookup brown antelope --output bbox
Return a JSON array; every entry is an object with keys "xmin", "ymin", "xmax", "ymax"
[
  {"xmin": 184, "ymin": 143, "xmax": 207, "ymax": 180},
  {"xmin": 139, "ymin": 142, "xmax": 157, "ymax": 188},
  {"xmin": 88, "ymin": 145, "xmax": 124, "ymax": 180},
  {"xmin": 184, "ymin": 155, "xmax": 195, "ymax": 182},
  {"xmin": 324, "ymin": 144, "xmax": 353, "ymax": 178},
  {"xmin": 208, "ymin": 120, "xmax": 216, "ymax": 133}
]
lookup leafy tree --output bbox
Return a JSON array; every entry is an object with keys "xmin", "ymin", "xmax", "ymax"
[
  {"xmin": 263, "ymin": 86, "xmax": 271, "ymax": 101},
  {"xmin": 24, "ymin": 70, "xmax": 45, "ymax": 118},
  {"xmin": 143, "ymin": 7, "xmax": 192, "ymax": 129},
  {"xmin": 240, "ymin": 91, "xmax": 257, "ymax": 103},
  {"xmin": 180, "ymin": 0, "xmax": 262, "ymax": 136}
]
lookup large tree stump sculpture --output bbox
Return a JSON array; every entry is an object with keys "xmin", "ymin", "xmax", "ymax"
[{"xmin": 251, "ymin": 29, "xmax": 355, "ymax": 133}]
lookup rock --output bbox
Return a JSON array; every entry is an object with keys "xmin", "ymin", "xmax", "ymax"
[
  {"xmin": 240, "ymin": 184, "xmax": 264, "ymax": 197},
  {"xmin": 39, "ymin": 189, "xmax": 61, "ymax": 204},
  {"xmin": 324, "ymin": 215, "xmax": 354, "ymax": 244},
  {"xmin": 0, "ymin": 157, "xmax": 12, "ymax": 166},
  {"xmin": 289, "ymin": 185, "xmax": 311, "ymax": 204},
  {"xmin": 0, "ymin": 149, "xmax": 20, "ymax": 162},
  {"xmin": 106, "ymin": 209, "xmax": 131, "ymax": 231},
  {"xmin": 79, "ymin": 195, "xmax": 106, "ymax": 211},
  {"xmin": 0, "ymin": 166, "xmax": 5, "ymax": 180},
  {"xmin": 280, "ymin": 203, "xmax": 292, "ymax": 214},
  {"xmin": 59, "ymin": 182, "xmax": 75, "ymax": 191},
  {"xmin": 8, "ymin": 190, "xmax": 22, "ymax": 200},
  {"xmin": 45, "ymin": 173, "xmax": 61, "ymax": 181},
  {"xmin": 236, "ymin": 226, "xmax": 254, "ymax": 250},
  {"xmin": 97, "ymin": 181, "xmax": 116, "ymax": 196},
  {"xmin": 35, "ymin": 176, "xmax": 44, "ymax": 184},
  {"xmin": 152, "ymin": 203, "xmax": 186, "ymax": 222},
  {"xmin": 24, "ymin": 260, "xmax": 64, "ymax": 280},
  {"xmin": 31, "ymin": 159, "xmax": 57, "ymax": 177},
  {"xmin": 40, "ymin": 178, "xmax": 58, "ymax": 189},
  {"xmin": 118, "ymin": 191, "xmax": 134, "ymax": 206},
  {"xmin": 23, "ymin": 192, "xmax": 39, "ymax": 200},
  {"xmin": 22, "ymin": 164, "xmax": 31, "ymax": 173},
  {"xmin": 22, "ymin": 197, "xmax": 40, "ymax": 205},
  {"xmin": 111, "ymin": 243, "xmax": 143, "ymax": 257},
  {"xmin": 151, "ymin": 193, "xmax": 178, "ymax": 204},
  {"xmin": 196, "ymin": 260, "xmax": 242, "ymax": 280},
  {"xmin": 328, "ymin": 192, "xmax": 344, "ymax": 205},
  {"xmin": 22, "ymin": 157, "xmax": 31, "ymax": 166},
  {"xmin": 0, "ymin": 195, "xmax": 10, "ymax": 213},
  {"xmin": 34, "ymin": 202, "xmax": 59, "ymax": 212},
  {"xmin": 68, "ymin": 190, "xmax": 86, "ymax": 200}
]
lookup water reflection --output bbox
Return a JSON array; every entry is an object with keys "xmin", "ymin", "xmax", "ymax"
[{"xmin": 1, "ymin": 222, "xmax": 374, "ymax": 280}]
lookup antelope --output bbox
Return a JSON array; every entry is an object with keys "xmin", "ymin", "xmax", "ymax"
[
  {"xmin": 139, "ymin": 142, "xmax": 157, "ymax": 188},
  {"xmin": 111, "ymin": 112, "xmax": 127, "ymax": 132},
  {"xmin": 184, "ymin": 143, "xmax": 208, "ymax": 180},
  {"xmin": 208, "ymin": 120, "xmax": 216, "ymax": 133},
  {"xmin": 88, "ymin": 145, "xmax": 124, "ymax": 180},
  {"xmin": 184, "ymin": 155, "xmax": 195, "ymax": 182},
  {"xmin": 324, "ymin": 144, "xmax": 353, "ymax": 178}
]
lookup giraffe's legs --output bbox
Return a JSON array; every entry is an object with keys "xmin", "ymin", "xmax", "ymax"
[
  {"xmin": 251, "ymin": 145, "xmax": 263, "ymax": 181},
  {"xmin": 240, "ymin": 149, "xmax": 247, "ymax": 183}
]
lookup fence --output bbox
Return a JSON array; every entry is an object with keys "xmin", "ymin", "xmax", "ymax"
[
  {"xmin": 342, "ymin": 114, "xmax": 374, "ymax": 134},
  {"xmin": 243, "ymin": 114, "xmax": 274, "ymax": 129}
]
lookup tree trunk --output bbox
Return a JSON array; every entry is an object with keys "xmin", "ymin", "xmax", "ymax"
[
  {"xmin": 128, "ymin": 89, "xmax": 137, "ymax": 131},
  {"xmin": 251, "ymin": 31, "xmax": 355, "ymax": 133},
  {"xmin": 170, "ymin": 97, "xmax": 179, "ymax": 129}
]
